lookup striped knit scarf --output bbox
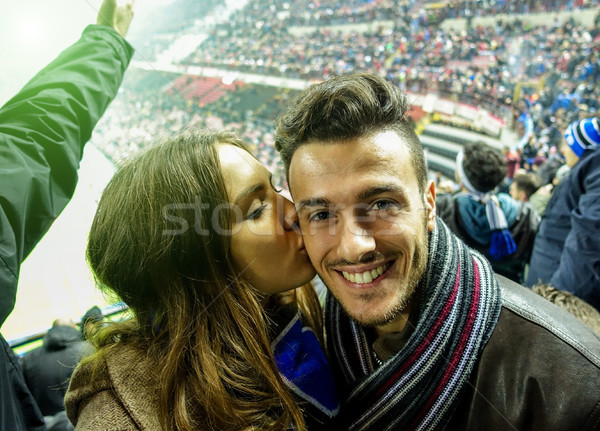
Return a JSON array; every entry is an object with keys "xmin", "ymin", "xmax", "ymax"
[{"xmin": 325, "ymin": 218, "xmax": 501, "ymax": 430}]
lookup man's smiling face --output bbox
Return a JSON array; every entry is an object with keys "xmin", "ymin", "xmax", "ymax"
[{"xmin": 289, "ymin": 130, "xmax": 436, "ymax": 330}]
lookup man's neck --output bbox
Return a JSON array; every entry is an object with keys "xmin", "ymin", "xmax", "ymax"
[{"xmin": 374, "ymin": 302, "xmax": 413, "ymax": 338}]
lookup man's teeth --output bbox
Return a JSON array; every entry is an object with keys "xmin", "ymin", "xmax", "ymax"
[{"xmin": 342, "ymin": 263, "xmax": 388, "ymax": 285}]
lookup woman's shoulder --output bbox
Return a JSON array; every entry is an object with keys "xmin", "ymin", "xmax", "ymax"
[{"xmin": 65, "ymin": 344, "xmax": 160, "ymax": 430}]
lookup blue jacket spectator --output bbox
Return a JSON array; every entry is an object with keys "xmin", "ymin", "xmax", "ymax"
[
  {"xmin": 527, "ymin": 117, "xmax": 600, "ymax": 309},
  {"xmin": 437, "ymin": 141, "xmax": 540, "ymax": 283}
]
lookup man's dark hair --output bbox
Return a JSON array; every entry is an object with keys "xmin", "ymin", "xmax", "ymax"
[
  {"xmin": 275, "ymin": 72, "xmax": 428, "ymax": 193},
  {"xmin": 462, "ymin": 141, "xmax": 507, "ymax": 193},
  {"xmin": 512, "ymin": 172, "xmax": 541, "ymax": 199}
]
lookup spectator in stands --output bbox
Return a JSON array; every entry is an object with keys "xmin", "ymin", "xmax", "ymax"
[
  {"xmin": 531, "ymin": 154, "xmax": 547, "ymax": 173},
  {"xmin": 436, "ymin": 141, "xmax": 540, "ymax": 283},
  {"xmin": 21, "ymin": 319, "xmax": 90, "ymax": 418},
  {"xmin": 528, "ymin": 162, "xmax": 571, "ymax": 217},
  {"xmin": 535, "ymin": 150, "xmax": 565, "ymax": 186},
  {"xmin": 526, "ymin": 117, "xmax": 600, "ymax": 310},
  {"xmin": 65, "ymin": 130, "xmax": 339, "ymax": 430},
  {"xmin": 80, "ymin": 306, "xmax": 103, "ymax": 341},
  {"xmin": 509, "ymin": 171, "xmax": 541, "ymax": 203},
  {"xmin": 275, "ymin": 72, "xmax": 600, "ymax": 430},
  {"xmin": 91, "ymin": 0, "xmax": 600, "ymax": 182},
  {"xmin": 0, "ymin": 1, "xmax": 133, "ymax": 429},
  {"xmin": 502, "ymin": 145, "xmax": 521, "ymax": 180},
  {"xmin": 532, "ymin": 284, "xmax": 600, "ymax": 337}
]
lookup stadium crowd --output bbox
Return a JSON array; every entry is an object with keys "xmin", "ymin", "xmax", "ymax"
[
  {"xmin": 87, "ymin": 0, "xmax": 600, "ymax": 191},
  {"xmin": 183, "ymin": 6, "xmax": 598, "ymax": 117}
]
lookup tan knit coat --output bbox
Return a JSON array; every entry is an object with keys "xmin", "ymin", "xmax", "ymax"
[{"xmin": 65, "ymin": 345, "xmax": 161, "ymax": 430}]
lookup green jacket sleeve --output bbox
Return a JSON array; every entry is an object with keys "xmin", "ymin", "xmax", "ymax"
[{"xmin": 0, "ymin": 24, "xmax": 134, "ymax": 327}]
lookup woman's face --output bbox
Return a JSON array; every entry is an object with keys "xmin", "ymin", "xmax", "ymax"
[{"xmin": 219, "ymin": 144, "xmax": 316, "ymax": 294}]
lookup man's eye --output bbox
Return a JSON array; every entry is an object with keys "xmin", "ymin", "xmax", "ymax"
[
  {"xmin": 372, "ymin": 200, "xmax": 395, "ymax": 211},
  {"xmin": 309, "ymin": 211, "xmax": 332, "ymax": 222},
  {"xmin": 247, "ymin": 204, "xmax": 266, "ymax": 220}
]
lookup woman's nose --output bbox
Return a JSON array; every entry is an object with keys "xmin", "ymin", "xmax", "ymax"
[{"xmin": 280, "ymin": 194, "xmax": 301, "ymax": 233}]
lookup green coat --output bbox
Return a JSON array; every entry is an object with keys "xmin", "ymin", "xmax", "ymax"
[
  {"xmin": 0, "ymin": 24, "xmax": 133, "ymax": 430},
  {"xmin": 0, "ymin": 24, "xmax": 133, "ymax": 327}
]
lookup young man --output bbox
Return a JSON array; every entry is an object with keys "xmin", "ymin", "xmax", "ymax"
[
  {"xmin": 0, "ymin": 1, "xmax": 134, "ymax": 428},
  {"xmin": 510, "ymin": 171, "xmax": 541, "ymax": 202},
  {"xmin": 275, "ymin": 73, "xmax": 600, "ymax": 430},
  {"xmin": 526, "ymin": 117, "xmax": 600, "ymax": 310}
]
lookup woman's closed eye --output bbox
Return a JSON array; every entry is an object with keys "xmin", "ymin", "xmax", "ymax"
[{"xmin": 246, "ymin": 204, "xmax": 267, "ymax": 220}]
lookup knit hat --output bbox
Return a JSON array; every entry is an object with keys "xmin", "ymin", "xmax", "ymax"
[
  {"xmin": 456, "ymin": 150, "xmax": 517, "ymax": 260},
  {"xmin": 564, "ymin": 117, "xmax": 600, "ymax": 158}
]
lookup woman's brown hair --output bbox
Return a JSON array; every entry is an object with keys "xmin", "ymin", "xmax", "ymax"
[{"xmin": 85, "ymin": 129, "xmax": 321, "ymax": 430}]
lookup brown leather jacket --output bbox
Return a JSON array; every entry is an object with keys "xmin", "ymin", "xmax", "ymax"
[{"xmin": 450, "ymin": 276, "xmax": 600, "ymax": 430}]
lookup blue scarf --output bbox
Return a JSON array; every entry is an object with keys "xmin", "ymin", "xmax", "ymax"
[
  {"xmin": 456, "ymin": 150, "xmax": 517, "ymax": 260},
  {"xmin": 271, "ymin": 306, "xmax": 340, "ymax": 428}
]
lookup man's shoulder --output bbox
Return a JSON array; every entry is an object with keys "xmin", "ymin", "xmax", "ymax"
[
  {"xmin": 495, "ymin": 274, "xmax": 600, "ymax": 366},
  {"xmin": 451, "ymin": 275, "xmax": 600, "ymax": 429}
]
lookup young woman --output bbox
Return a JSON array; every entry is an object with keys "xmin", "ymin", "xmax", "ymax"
[{"xmin": 65, "ymin": 130, "xmax": 339, "ymax": 430}]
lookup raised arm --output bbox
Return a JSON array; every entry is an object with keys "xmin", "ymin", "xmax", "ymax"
[{"xmin": 0, "ymin": 0, "xmax": 134, "ymax": 326}]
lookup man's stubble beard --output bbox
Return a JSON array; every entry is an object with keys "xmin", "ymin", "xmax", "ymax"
[{"xmin": 335, "ymin": 221, "xmax": 430, "ymax": 328}]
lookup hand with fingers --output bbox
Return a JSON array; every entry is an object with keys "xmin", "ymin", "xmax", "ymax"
[{"xmin": 96, "ymin": 0, "xmax": 134, "ymax": 37}]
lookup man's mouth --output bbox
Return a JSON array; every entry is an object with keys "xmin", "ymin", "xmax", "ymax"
[{"xmin": 340, "ymin": 262, "xmax": 391, "ymax": 285}]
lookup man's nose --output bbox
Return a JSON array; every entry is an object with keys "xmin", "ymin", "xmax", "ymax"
[{"xmin": 337, "ymin": 219, "xmax": 376, "ymax": 263}]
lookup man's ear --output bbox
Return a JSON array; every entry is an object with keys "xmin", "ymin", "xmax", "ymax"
[{"xmin": 424, "ymin": 180, "xmax": 436, "ymax": 231}]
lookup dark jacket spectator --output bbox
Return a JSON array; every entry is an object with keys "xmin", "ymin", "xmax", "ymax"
[
  {"xmin": 21, "ymin": 320, "xmax": 90, "ymax": 417},
  {"xmin": 527, "ymin": 117, "xmax": 600, "ymax": 309},
  {"xmin": 536, "ymin": 153, "xmax": 565, "ymax": 185},
  {"xmin": 80, "ymin": 306, "xmax": 103, "ymax": 341}
]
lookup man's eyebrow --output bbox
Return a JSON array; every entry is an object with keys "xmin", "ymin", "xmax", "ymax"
[
  {"xmin": 235, "ymin": 183, "xmax": 265, "ymax": 205},
  {"xmin": 296, "ymin": 198, "xmax": 331, "ymax": 213},
  {"xmin": 356, "ymin": 184, "xmax": 406, "ymax": 201}
]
